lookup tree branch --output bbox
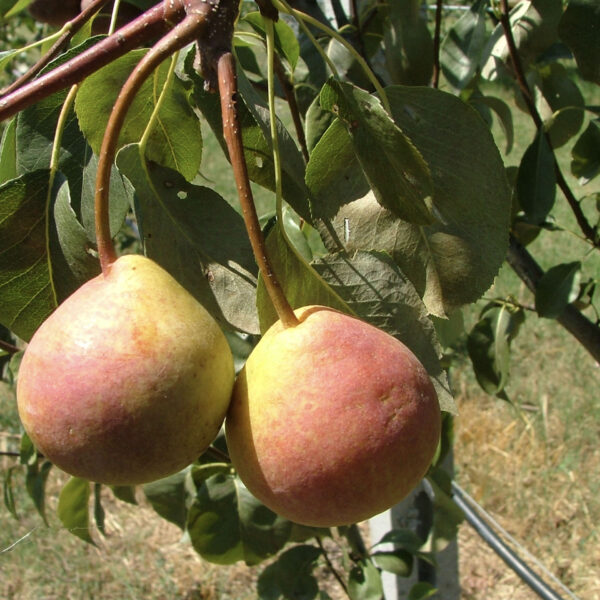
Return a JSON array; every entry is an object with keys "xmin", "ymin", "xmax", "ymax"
[
  {"xmin": 0, "ymin": 1, "xmax": 186, "ymax": 123},
  {"xmin": 0, "ymin": 0, "xmax": 113, "ymax": 97},
  {"xmin": 498, "ymin": 0, "xmax": 597, "ymax": 245},
  {"xmin": 507, "ymin": 235, "xmax": 600, "ymax": 365},
  {"xmin": 431, "ymin": 0, "xmax": 443, "ymax": 88}
]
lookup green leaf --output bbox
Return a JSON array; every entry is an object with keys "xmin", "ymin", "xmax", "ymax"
[
  {"xmin": 4, "ymin": 0, "xmax": 31, "ymax": 17},
  {"xmin": 318, "ymin": 86, "xmax": 511, "ymax": 318},
  {"xmin": 58, "ymin": 476, "xmax": 94, "ymax": 545},
  {"xmin": 75, "ymin": 49, "xmax": 202, "ymax": 182},
  {"xmin": 469, "ymin": 95, "xmax": 514, "ymax": 155},
  {"xmin": 111, "ymin": 485, "xmax": 138, "ymax": 505},
  {"xmin": 372, "ymin": 549, "xmax": 413, "ymax": 577},
  {"xmin": 305, "ymin": 118, "xmax": 369, "ymax": 221},
  {"xmin": 187, "ymin": 466, "xmax": 292, "ymax": 565},
  {"xmin": 516, "ymin": 130, "xmax": 556, "ymax": 225},
  {"xmin": 243, "ymin": 12, "xmax": 300, "ymax": 71},
  {"xmin": 25, "ymin": 460, "xmax": 52, "ymax": 525},
  {"xmin": 257, "ymin": 545, "xmax": 322, "ymax": 600},
  {"xmin": 482, "ymin": 0, "xmax": 563, "ymax": 80},
  {"xmin": 466, "ymin": 302, "xmax": 524, "ymax": 396},
  {"xmin": 312, "ymin": 251, "xmax": 455, "ymax": 414},
  {"xmin": 79, "ymin": 151, "xmax": 133, "ymax": 244},
  {"xmin": 535, "ymin": 261, "xmax": 581, "ymax": 318},
  {"xmin": 52, "ymin": 177, "xmax": 101, "ymax": 301},
  {"xmin": 532, "ymin": 62, "xmax": 585, "ymax": 148},
  {"xmin": 382, "ymin": 0, "xmax": 433, "ymax": 86},
  {"xmin": 143, "ymin": 468, "xmax": 188, "ymax": 530},
  {"xmin": 320, "ymin": 79, "xmax": 434, "ymax": 225},
  {"xmin": 93, "ymin": 483, "xmax": 105, "ymax": 537},
  {"xmin": 559, "ymin": 0, "xmax": 600, "ymax": 85},
  {"xmin": 0, "ymin": 118, "xmax": 17, "ymax": 185},
  {"xmin": 348, "ymin": 558, "xmax": 383, "ymax": 600},
  {"xmin": 116, "ymin": 144, "xmax": 259, "ymax": 333},
  {"xmin": 19, "ymin": 432, "xmax": 36, "ymax": 466},
  {"xmin": 256, "ymin": 222, "xmax": 351, "ymax": 333},
  {"xmin": 0, "ymin": 171, "xmax": 56, "ymax": 341},
  {"xmin": 186, "ymin": 53, "xmax": 311, "ymax": 222},
  {"xmin": 15, "ymin": 38, "xmax": 100, "ymax": 219},
  {"xmin": 426, "ymin": 468, "xmax": 464, "ymax": 554},
  {"xmin": 408, "ymin": 582, "xmax": 437, "ymax": 600},
  {"xmin": 440, "ymin": 0, "xmax": 488, "ymax": 90},
  {"xmin": 3, "ymin": 467, "xmax": 18, "ymax": 519},
  {"xmin": 373, "ymin": 528, "xmax": 424, "ymax": 554},
  {"xmin": 571, "ymin": 121, "xmax": 600, "ymax": 184},
  {"xmin": 305, "ymin": 95, "xmax": 334, "ymax": 153}
]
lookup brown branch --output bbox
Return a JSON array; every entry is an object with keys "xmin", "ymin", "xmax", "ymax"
[
  {"xmin": 507, "ymin": 235, "xmax": 600, "ymax": 365},
  {"xmin": 0, "ymin": 1, "xmax": 186, "ymax": 123},
  {"xmin": 274, "ymin": 55, "xmax": 309, "ymax": 162},
  {"xmin": 498, "ymin": 0, "xmax": 597, "ymax": 245},
  {"xmin": 431, "ymin": 0, "xmax": 443, "ymax": 88},
  {"xmin": 0, "ymin": 0, "xmax": 113, "ymax": 97},
  {"xmin": 218, "ymin": 52, "xmax": 299, "ymax": 328},
  {"xmin": 316, "ymin": 536, "xmax": 350, "ymax": 597},
  {"xmin": 0, "ymin": 339, "xmax": 20, "ymax": 354}
]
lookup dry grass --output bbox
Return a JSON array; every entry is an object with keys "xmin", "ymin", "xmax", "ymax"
[{"xmin": 453, "ymin": 353, "xmax": 600, "ymax": 600}]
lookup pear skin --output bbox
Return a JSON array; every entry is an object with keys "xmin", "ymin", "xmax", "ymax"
[
  {"xmin": 17, "ymin": 255, "xmax": 234, "ymax": 485},
  {"xmin": 225, "ymin": 305, "xmax": 441, "ymax": 527}
]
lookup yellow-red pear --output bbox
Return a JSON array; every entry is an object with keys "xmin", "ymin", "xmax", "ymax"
[
  {"xmin": 17, "ymin": 255, "xmax": 234, "ymax": 485},
  {"xmin": 225, "ymin": 306, "xmax": 441, "ymax": 527}
]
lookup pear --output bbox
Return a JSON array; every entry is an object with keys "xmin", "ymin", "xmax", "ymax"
[
  {"xmin": 225, "ymin": 305, "xmax": 441, "ymax": 527},
  {"xmin": 17, "ymin": 255, "xmax": 234, "ymax": 485}
]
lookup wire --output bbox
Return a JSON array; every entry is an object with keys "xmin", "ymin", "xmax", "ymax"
[{"xmin": 451, "ymin": 481, "xmax": 580, "ymax": 600}]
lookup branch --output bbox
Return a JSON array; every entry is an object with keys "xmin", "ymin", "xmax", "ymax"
[
  {"xmin": 0, "ymin": 0, "xmax": 113, "ymax": 96},
  {"xmin": 0, "ymin": 339, "xmax": 20, "ymax": 354},
  {"xmin": 507, "ymin": 235, "xmax": 600, "ymax": 365},
  {"xmin": 273, "ymin": 55, "xmax": 309, "ymax": 162},
  {"xmin": 498, "ymin": 0, "xmax": 597, "ymax": 245},
  {"xmin": 431, "ymin": 0, "xmax": 443, "ymax": 88},
  {"xmin": 0, "ymin": 1, "xmax": 186, "ymax": 123}
]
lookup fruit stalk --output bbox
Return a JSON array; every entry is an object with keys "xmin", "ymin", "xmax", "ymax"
[
  {"xmin": 217, "ymin": 52, "xmax": 299, "ymax": 328},
  {"xmin": 94, "ymin": 9, "xmax": 209, "ymax": 272}
]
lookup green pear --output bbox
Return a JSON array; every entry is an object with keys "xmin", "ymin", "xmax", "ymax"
[
  {"xmin": 17, "ymin": 255, "xmax": 234, "ymax": 485},
  {"xmin": 225, "ymin": 305, "xmax": 441, "ymax": 527}
]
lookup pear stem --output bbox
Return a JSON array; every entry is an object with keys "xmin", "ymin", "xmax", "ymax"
[
  {"xmin": 94, "ymin": 10, "xmax": 208, "ymax": 274},
  {"xmin": 217, "ymin": 52, "xmax": 299, "ymax": 329}
]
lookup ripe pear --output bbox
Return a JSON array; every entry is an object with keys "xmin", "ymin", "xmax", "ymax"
[
  {"xmin": 225, "ymin": 306, "xmax": 441, "ymax": 527},
  {"xmin": 17, "ymin": 255, "xmax": 234, "ymax": 485}
]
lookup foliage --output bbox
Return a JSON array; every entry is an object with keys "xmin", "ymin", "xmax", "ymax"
[{"xmin": 1, "ymin": 0, "xmax": 599, "ymax": 597}]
